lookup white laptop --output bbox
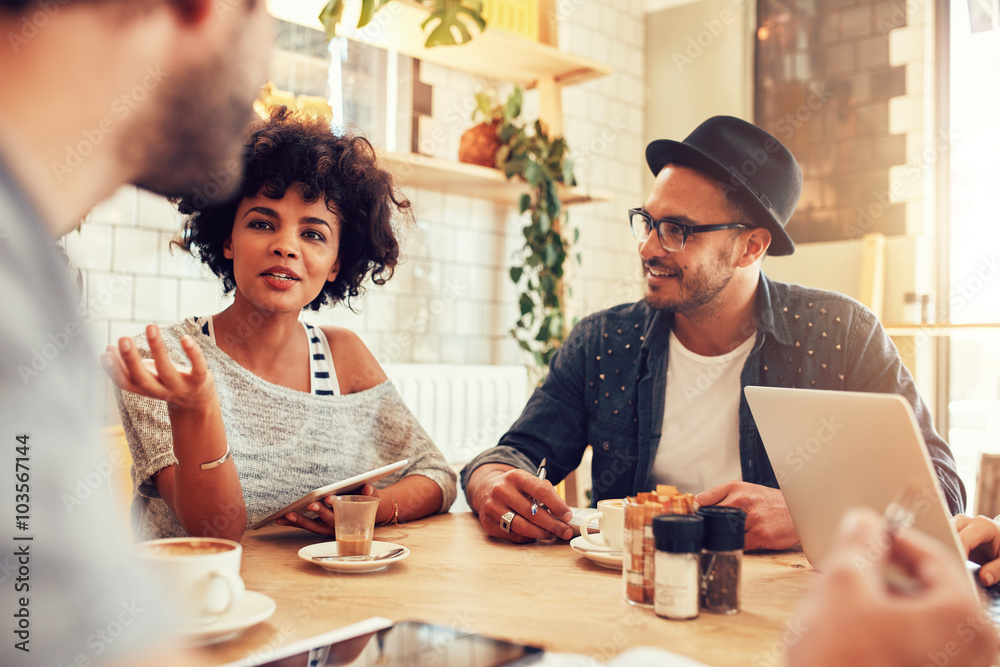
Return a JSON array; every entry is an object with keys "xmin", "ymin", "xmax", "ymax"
[{"xmin": 743, "ymin": 386, "xmax": 966, "ymax": 569}]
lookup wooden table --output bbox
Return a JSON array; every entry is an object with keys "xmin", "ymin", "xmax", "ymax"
[{"xmin": 203, "ymin": 512, "xmax": 816, "ymax": 667}]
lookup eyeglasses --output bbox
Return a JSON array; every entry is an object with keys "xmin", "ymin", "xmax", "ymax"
[{"xmin": 628, "ymin": 208, "xmax": 750, "ymax": 252}]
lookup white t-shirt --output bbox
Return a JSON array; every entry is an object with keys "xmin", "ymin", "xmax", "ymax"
[{"xmin": 649, "ymin": 330, "xmax": 756, "ymax": 494}]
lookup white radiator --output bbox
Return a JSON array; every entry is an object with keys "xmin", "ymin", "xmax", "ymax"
[{"xmin": 386, "ymin": 363, "xmax": 531, "ymax": 511}]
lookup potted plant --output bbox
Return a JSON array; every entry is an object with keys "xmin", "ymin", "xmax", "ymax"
[
  {"xmin": 319, "ymin": 0, "xmax": 487, "ymax": 47},
  {"xmin": 476, "ymin": 87, "xmax": 578, "ymax": 373}
]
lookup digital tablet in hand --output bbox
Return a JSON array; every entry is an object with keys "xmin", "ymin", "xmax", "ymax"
[{"xmin": 249, "ymin": 459, "xmax": 408, "ymax": 530}]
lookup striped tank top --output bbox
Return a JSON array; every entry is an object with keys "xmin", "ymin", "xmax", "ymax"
[{"xmin": 192, "ymin": 315, "xmax": 340, "ymax": 396}]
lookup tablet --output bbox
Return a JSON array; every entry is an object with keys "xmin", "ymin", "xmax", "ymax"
[
  {"xmin": 225, "ymin": 619, "xmax": 543, "ymax": 667},
  {"xmin": 249, "ymin": 459, "xmax": 408, "ymax": 530}
]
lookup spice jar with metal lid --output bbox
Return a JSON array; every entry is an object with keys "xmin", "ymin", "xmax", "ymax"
[
  {"xmin": 652, "ymin": 514, "xmax": 704, "ymax": 620},
  {"xmin": 697, "ymin": 506, "xmax": 746, "ymax": 614}
]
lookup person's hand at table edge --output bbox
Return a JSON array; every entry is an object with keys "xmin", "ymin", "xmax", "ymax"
[
  {"xmin": 787, "ymin": 508, "xmax": 998, "ymax": 667},
  {"xmin": 696, "ymin": 480, "xmax": 800, "ymax": 551},
  {"xmin": 468, "ymin": 463, "xmax": 573, "ymax": 543},
  {"xmin": 954, "ymin": 513, "xmax": 1000, "ymax": 587}
]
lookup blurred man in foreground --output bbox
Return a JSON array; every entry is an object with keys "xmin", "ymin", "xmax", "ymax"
[{"xmin": 0, "ymin": 1, "xmax": 271, "ymax": 664}]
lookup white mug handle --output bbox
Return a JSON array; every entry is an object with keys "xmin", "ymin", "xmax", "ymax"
[
  {"xmin": 579, "ymin": 511, "xmax": 606, "ymax": 546},
  {"xmin": 203, "ymin": 569, "xmax": 245, "ymax": 617}
]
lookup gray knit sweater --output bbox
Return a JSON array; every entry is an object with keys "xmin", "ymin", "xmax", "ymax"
[{"xmin": 116, "ymin": 318, "xmax": 457, "ymax": 540}]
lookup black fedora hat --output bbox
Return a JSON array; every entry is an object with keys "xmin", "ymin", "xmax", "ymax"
[{"xmin": 645, "ymin": 116, "xmax": 801, "ymax": 256}]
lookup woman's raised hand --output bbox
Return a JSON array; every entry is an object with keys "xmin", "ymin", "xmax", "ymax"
[{"xmin": 101, "ymin": 324, "xmax": 216, "ymax": 412}]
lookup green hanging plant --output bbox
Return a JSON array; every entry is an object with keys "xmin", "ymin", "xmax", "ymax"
[
  {"xmin": 475, "ymin": 87, "xmax": 578, "ymax": 373},
  {"xmin": 318, "ymin": 0, "xmax": 487, "ymax": 47}
]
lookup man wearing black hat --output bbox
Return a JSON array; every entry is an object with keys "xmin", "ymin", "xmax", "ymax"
[{"xmin": 462, "ymin": 116, "xmax": 965, "ymax": 549}]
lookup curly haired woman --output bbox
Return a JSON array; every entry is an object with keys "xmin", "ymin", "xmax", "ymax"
[{"xmin": 103, "ymin": 108, "xmax": 456, "ymax": 541}]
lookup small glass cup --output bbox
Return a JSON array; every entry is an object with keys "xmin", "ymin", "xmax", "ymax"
[{"xmin": 330, "ymin": 495, "xmax": 380, "ymax": 557}]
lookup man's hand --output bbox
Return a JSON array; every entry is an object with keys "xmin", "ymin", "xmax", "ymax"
[
  {"xmin": 696, "ymin": 481, "xmax": 799, "ymax": 551},
  {"xmin": 467, "ymin": 464, "xmax": 573, "ymax": 543},
  {"xmin": 954, "ymin": 514, "xmax": 1000, "ymax": 586},
  {"xmin": 788, "ymin": 508, "xmax": 999, "ymax": 667}
]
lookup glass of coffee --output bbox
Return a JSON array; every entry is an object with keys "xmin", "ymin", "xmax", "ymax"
[{"xmin": 330, "ymin": 495, "xmax": 380, "ymax": 557}]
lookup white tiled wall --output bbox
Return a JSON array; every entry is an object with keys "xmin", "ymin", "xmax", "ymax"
[{"xmin": 61, "ymin": 0, "xmax": 647, "ymax": 409}]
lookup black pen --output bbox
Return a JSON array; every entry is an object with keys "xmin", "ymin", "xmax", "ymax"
[{"xmin": 530, "ymin": 458, "xmax": 547, "ymax": 515}]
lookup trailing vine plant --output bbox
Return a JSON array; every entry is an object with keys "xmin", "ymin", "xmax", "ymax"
[
  {"xmin": 472, "ymin": 87, "xmax": 579, "ymax": 372},
  {"xmin": 319, "ymin": 0, "xmax": 486, "ymax": 47}
]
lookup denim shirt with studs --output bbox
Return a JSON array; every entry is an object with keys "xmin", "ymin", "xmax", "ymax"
[{"xmin": 462, "ymin": 273, "xmax": 966, "ymax": 514}]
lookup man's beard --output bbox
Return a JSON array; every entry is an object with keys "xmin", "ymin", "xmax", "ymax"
[
  {"xmin": 127, "ymin": 52, "xmax": 261, "ymax": 204},
  {"xmin": 643, "ymin": 243, "xmax": 737, "ymax": 314}
]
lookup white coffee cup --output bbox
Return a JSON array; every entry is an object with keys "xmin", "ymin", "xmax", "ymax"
[
  {"xmin": 580, "ymin": 498, "xmax": 624, "ymax": 551},
  {"xmin": 135, "ymin": 537, "xmax": 245, "ymax": 627}
]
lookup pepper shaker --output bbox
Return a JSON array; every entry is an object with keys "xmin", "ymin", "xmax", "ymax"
[{"xmin": 697, "ymin": 506, "xmax": 746, "ymax": 614}]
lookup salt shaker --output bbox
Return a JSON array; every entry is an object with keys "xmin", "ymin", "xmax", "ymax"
[
  {"xmin": 697, "ymin": 506, "xmax": 746, "ymax": 614},
  {"xmin": 652, "ymin": 514, "xmax": 704, "ymax": 620}
]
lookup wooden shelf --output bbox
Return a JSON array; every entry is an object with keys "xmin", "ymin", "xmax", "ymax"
[
  {"xmin": 266, "ymin": 0, "xmax": 612, "ymax": 87},
  {"xmin": 884, "ymin": 323, "xmax": 1000, "ymax": 336},
  {"xmin": 381, "ymin": 151, "xmax": 614, "ymax": 206},
  {"xmin": 266, "ymin": 0, "xmax": 613, "ymax": 207}
]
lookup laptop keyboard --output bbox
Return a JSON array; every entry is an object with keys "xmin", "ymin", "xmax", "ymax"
[{"xmin": 986, "ymin": 582, "xmax": 1000, "ymax": 624}]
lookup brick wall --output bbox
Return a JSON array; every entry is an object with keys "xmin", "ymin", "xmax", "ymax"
[{"xmin": 755, "ymin": 0, "xmax": 915, "ymax": 244}]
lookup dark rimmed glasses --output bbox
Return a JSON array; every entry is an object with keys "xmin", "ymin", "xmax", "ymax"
[{"xmin": 628, "ymin": 208, "xmax": 750, "ymax": 252}]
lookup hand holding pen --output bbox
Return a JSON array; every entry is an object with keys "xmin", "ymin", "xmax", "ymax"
[
  {"xmin": 468, "ymin": 461, "xmax": 572, "ymax": 542},
  {"xmin": 530, "ymin": 458, "xmax": 547, "ymax": 515}
]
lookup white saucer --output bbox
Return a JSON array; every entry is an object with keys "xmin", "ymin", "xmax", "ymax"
[
  {"xmin": 570, "ymin": 535, "xmax": 623, "ymax": 570},
  {"xmin": 178, "ymin": 590, "xmax": 276, "ymax": 646},
  {"xmin": 299, "ymin": 540, "xmax": 410, "ymax": 573}
]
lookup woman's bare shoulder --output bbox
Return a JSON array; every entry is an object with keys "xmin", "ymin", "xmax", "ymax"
[{"xmin": 320, "ymin": 326, "xmax": 388, "ymax": 393}]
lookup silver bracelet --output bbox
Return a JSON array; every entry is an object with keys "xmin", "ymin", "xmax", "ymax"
[{"xmin": 199, "ymin": 448, "xmax": 231, "ymax": 470}]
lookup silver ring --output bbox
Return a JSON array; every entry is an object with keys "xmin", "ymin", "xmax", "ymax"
[{"xmin": 500, "ymin": 511, "xmax": 516, "ymax": 534}]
